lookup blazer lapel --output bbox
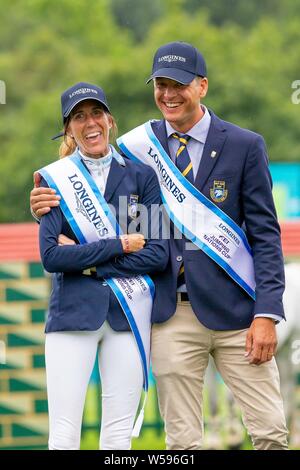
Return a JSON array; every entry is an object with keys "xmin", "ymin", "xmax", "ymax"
[
  {"xmin": 194, "ymin": 111, "xmax": 227, "ymax": 191},
  {"xmin": 104, "ymin": 156, "xmax": 126, "ymax": 202},
  {"xmin": 152, "ymin": 116, "xmax": 227, "ymax": 192},
  {"xmin": 152, "ymin": 120, "xmax": 170, "ymax": 155}
]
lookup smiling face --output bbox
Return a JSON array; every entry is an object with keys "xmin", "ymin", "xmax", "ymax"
[
  {"xmin": 66, "ymin": 99, "xmax": 112, "ymax": 158},
  {"xmin": 153, "ymin": 76, "xmax": 208, "ymax": 133}
]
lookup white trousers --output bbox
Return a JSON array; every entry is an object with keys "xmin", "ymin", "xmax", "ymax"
[{"xmin": 45, "ymin": 322, "xmax": 143, "ymax": 450}]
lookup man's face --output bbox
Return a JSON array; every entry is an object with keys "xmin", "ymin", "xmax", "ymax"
[{"xmin": 153, "ymin": 77, "xmax": 208, "ymax": 133}]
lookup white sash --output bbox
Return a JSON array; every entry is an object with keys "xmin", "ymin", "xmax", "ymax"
[
  {"xmin": 39, "ymin": 150, "xmax": 154, "ymax": 436},
  {"xmin": 117, "ymin": 121, "xmax": 256, "ymax": 299}
]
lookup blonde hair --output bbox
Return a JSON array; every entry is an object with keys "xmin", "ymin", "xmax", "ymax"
[{"xmin": 59, "ymin": 113, "xmax": 118, "ymax": 159}]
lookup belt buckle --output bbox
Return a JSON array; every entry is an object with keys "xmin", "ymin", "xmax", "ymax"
[
  {"xmin": 82, "ymin": 267, "xmax": 97, "ymax": 277},
  {"xmin": 177, "ymin": 292, "xmax": 189, "ymax": 302}
]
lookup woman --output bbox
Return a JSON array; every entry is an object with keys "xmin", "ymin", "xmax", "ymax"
[{"xmin": 38, "ymin": 82, "xmax": 168, "ymax": 450}]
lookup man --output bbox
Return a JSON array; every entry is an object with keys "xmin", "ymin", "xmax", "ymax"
[{"xmin": 31, "ymin": 41, "xmax": 288, "ymax": 450}]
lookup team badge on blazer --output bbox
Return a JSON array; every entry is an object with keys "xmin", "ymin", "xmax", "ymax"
[
  {"xmin": 210, "ymin": 180, "xmax": 228, "ymax": 203},
  {"xmin": 128, "ymin": 194, "xmax": 139, "ymax": 219}
]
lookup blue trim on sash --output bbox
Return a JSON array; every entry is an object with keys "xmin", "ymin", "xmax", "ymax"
[
  {"xmin": 118, "ymin": 142, "xmax": 141, "ymax": 165},
  {"xmin": 118, "ymin": 123, "xmax": 255, "ymax": 300},
  {"xmin": 70, "ymin": 152, "xmax": 121, "ymax": 236},
  {"xmin": 39, "ymin": 154, "xmax": 154, "ymax": 391},
  {"xmin": 144, "ymin": 121, "xmax": 253, "ymax": 256},
  {"xmin": 161, "ymin": 194, "xmax": 255, "ymax": 299},
  {"xmin": 106, "ymin": 278, "xmax": 149, "ymax": 391},
  {"xmin": 69, "ymin": 152, "xmax": 155, "ymax": 297},
  {"xmin": 39, "ymin": 168, "xmax": 87, "ymax": 245}
]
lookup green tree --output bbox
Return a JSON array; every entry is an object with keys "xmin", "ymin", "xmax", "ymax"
[
  {"xmin": 184, "ymin": 0, "xmax": 281, "ymax": 27},
  {"xmin": 1, "ymin": 0, "xmax": 300, "ymax": 223},
  {"xmin": 110, "ymin": 0, "xmax": 163, "ymax": 41},
  {"xmin": 0, "ymin": 0, "xmax": 133, "ymax": 222}
]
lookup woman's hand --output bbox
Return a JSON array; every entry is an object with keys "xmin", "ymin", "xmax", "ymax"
[
  {"xmin": 58, "ymin": 232, "xmax": 145, "ymax": 253},
  {"xmin": 58, "ymin": 234, "xmax": 76, "ymax": 246},
  {"xmin": 121, "ymin": 234, "xmax": 145, "ymax": 253}
]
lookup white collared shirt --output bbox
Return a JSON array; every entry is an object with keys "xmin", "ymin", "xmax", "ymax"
[
  {"xmin": 166, "ymin": 105, "xmax": 211, "ymax": 179},
  {"xmin": 165, "ymin": 107, "xmax": 211, "ymax": 293},
  {"xmin": 78, "ymin": 148, "xmax": 112, "ymax": 194},
  {"xmin": 165, "ymin": 108, "xmax": 281, "ymax": 322}
]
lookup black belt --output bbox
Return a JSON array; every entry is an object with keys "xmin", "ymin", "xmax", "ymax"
[{"xmin": 177, "ymin": 292, "xmax": 190, "ymax": 302}]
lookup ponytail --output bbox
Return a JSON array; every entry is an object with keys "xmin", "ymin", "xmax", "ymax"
[{"xmin": 59, "ymin": 134, "xmax": 76, "ymax": 159}]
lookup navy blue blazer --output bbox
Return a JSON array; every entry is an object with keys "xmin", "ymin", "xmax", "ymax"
[
  {"xmin": 96, "ymin": 110, "xmax": 285, "ymax": 330},
  {"xmin": 39, "ymin": 154, "xmax": 169, "ymax": 333}
]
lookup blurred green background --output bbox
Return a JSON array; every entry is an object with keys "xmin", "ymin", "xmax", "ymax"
[
  {"xmin": 1, "ymin": 0, "xmax": 300, "ymax": 451},
  {"xmin": 1, "ymin": 0, "xmax": 300, "ymax": 223}
]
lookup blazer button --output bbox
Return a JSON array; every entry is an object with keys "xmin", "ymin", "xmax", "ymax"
[{"xmin": 176, "ymin": 256, "xmax": 183, "ymax": 262}]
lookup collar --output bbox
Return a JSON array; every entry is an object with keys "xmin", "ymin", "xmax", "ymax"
[
  {"xmin": 166, "ymin": 105, "xmax": 211, "ymax": 144},
  {"xmin": 77, "ymin": 144, "xmax": 125, "ymax": 168}
]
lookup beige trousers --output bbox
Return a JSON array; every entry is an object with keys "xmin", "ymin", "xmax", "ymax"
[{"xmin": 151, "ymin": 301, "xmax": 288, "ymax": 450}]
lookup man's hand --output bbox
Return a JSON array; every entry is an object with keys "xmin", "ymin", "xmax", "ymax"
[
  {"xmin": 245, "ymin": 317, "xmax": 277, "ymax": 365},
  {"xmin": 30, "ymin": 171, "xmax": 61, "ymax": 218}
]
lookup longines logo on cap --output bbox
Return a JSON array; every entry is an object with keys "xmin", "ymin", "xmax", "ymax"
[
  {"xmin": 69, "ymin": 88, "xmax": 98, "ymax": 99},
  {"xmin": 158, "ymin": 55, "xmax": 186, "ymax": 63}
]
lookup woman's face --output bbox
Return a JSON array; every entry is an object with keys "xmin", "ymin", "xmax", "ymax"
[{"xmin": 67, "ymin": 99, "xmax": 112, "ymax": 158}]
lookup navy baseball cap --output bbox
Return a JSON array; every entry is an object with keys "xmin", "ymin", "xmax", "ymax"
[
  {"xmin": 147, "ymin": 41, "xmax": 207, "ymax": 84},
  {"xmin": 61, "ymin": 82, "xmax": 110, "ymax": 121},
  {"xmin": 52, "ymin": 82, "xmax": 110, "ymax": 140}
]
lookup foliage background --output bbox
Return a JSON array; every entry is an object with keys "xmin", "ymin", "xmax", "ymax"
[{"xmin": 0, "ymin": 0, "xmax": 300, "ymax": 222}]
